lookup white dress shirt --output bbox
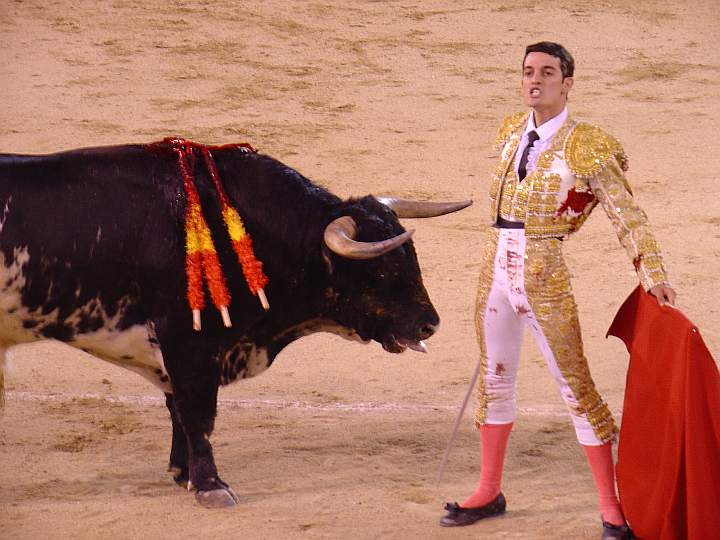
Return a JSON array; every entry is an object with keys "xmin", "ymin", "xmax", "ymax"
[{"xmin": 514, "ymin": 106, "xmax": 568, "ymax": 178}]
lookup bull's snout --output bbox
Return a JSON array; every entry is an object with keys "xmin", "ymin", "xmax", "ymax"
[
  {"xmin": 418, "ymin": 322, "xmax": 438, "ymax": 341},
  {"xmin": 414, "ymin": 305, "xmax": 439, "ymax": 340},
  {"xmin": 381, "ymin": 310, "xmax": 439, "ymax": 354}
]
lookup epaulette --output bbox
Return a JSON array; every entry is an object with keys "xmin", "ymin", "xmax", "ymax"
[
  {"xmin": 565, "ymin": 123, "xmax": 629, "ymax": 180},
  {"xmin": 494, "ymin": 111, "xmax": 529, "ymax": 151}
]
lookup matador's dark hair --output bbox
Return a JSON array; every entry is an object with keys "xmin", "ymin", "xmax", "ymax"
[{"xmin": 524, "ymin": 42, "xmax": 575, "ymax": 79}]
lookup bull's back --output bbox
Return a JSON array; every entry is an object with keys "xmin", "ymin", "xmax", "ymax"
[{"xmin": 0, "ymin": 145, "xmax": 185, "ymax": 267}]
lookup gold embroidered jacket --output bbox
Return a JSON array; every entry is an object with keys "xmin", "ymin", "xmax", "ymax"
[{"xmin": 490, "ymin": 111, "xmax": 668, "ymax": 290}]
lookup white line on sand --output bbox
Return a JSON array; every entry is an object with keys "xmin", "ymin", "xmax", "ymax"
[{"xmin": 5, "ymin": 390, "xmax": 608, "ymax": 416}]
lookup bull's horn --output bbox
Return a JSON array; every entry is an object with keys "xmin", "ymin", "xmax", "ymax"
[
  {"xmin": 376, "ymin": 197, "xmax": 473, "ymax": 218},
  {"xmin": 323, "ymin": 216, "xmax": 414, "ymax": 260}
]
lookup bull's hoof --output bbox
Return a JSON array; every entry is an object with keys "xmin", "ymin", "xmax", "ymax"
[
  {"xmin": 195, "ymin": 487, "xmax": 240, "ymax": 508},
  {"xmin": 168, "ymin": 465, "xmax": 188, "ymax": 488}
]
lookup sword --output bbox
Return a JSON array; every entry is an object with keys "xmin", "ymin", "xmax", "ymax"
[{"xmin": 435, "ymin": 358, "xmax": 482, "ymax": 486}]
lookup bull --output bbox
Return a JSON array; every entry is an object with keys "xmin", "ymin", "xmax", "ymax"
[{"xmin": 0, "ymin": 139, "xmax": 470, "ymax": 507}]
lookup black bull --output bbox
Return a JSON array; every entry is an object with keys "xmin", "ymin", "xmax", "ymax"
[{"xmin": 0, "ymin": 141, "xmax": 470, "ymax": 507}]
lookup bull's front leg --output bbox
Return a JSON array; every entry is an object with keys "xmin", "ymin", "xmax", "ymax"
[
  {"xmin": 162, "ymin": 343, "xmax": 239, "ymax": 508},
  {"xmin": 165, "ymin": 393, "xmax": 189, "ymax": 487}
]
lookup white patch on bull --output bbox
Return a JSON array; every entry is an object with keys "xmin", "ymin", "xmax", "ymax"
[
  {"xmin": 273, "ymin": 318, "xmax": 367, "ymax": 353},
  {"xmin": 0, "ymin": 247, "xmax": 171, "ymax": 393},
  {"xmin": 244, "ymin": 345, "xmax": 270, "ymax": 377},
  {"xmin": 323, "ymin": 323, "xmax": 367, "ymax": 344},
  {"xmin": 69, "ymin": 322, "xmax": 171, "ymax": 393},
  {"xmin": 0, "ymin": 248, "xmax": 42, "ymax": 344},
  {"xmin": 0, "ymin": 197, "xmax": 11, "ymax": 234},
  {"xmin": 219, "ymin": 342, "xmax": 270, "ymax": 384},
  {"xmin": 95, "ymin": 226, "xmax": 102, "ymax": 244},
  {"xmin": 295, "ymin": 319, "xmax": 367, "ymax": 344}
]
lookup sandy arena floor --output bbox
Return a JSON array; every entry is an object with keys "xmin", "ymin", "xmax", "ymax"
[{"xmin": 1, "ymin": 1, "xmax": 718, "ymax": 538}]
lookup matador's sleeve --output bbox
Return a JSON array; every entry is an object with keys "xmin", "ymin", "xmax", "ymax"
[{"xmin": 567, "ymin": 124, "xmax": 670, "ymax": 291}]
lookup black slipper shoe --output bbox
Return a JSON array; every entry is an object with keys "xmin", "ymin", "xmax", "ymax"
[
  {"xmin": 602, "ymin": 520, "xmax": 635, "ymax": 540},
  {"xmin": 438, "ymin": 492, "xmax": 506, "ymax": 527}
]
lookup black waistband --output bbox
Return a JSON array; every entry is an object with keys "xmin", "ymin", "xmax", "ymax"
[{"xmin": 494, "ymin": 216, "xmax": 525, "ymax": 229}]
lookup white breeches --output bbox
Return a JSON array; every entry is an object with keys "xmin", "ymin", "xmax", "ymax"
[{"xmin": 480, "ymin": 229, "xmax": 604, "ymax": 446}]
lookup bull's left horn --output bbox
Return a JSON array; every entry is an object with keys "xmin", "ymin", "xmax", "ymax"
[
  {"xmin": 376, "ymin": 197, "xmax": 473, "ymax": 218},
  {"xmin": 323, "ymin": 216, "xmax": 414, "ymax": 260}
]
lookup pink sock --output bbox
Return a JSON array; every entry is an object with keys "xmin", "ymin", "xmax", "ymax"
[
  {"xmin": 582, "ymin": 443, "xmax": 625, "ymax": 525},
  {"xmin": 461, "ymin": 423, "xmax": 513, "ymax": 508}
]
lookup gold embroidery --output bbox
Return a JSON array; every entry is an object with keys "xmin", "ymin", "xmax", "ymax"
[
  {"xmin": 589, "ymin": 160, "xmax": 669, "ymax": 290},
  {"xmin": 474, "ymin": 229, "xmax": 500, "ymax": 426},
  {"xmin": 494, "ymin": 111, "xmax": 529, "ymax": 150},
  {"xmin": 498, "ymin": 169, "xmax": 518, "ymax": 219},
  {"xmin": 521, "ymin": 120, "xmax": 577, "ymax": 235},
  {"xmin": 489, "ymin": 174, "xmax": 502, "ymax": 208},
  {"xmin": 637, "ymin": 235, "xmax": 660, "ymax": 254},
  {"xmin": 489, "ymin": 118, "xmax": 668, "ymax": 289},
  {"xmin": 490, "ymin": 131, "xmax": 521, "ymax": 222},
  {"xmin": 524, "ymin": 239, "xmax": 618, "ymax": 443},
  {"xmin": 527, "ymin": 192, "xmax": 556, "ymax": 215},
  {"xmin": 534, "ymin": 149, "xmax": 555, "ymax": 171},
  {"xmin": 566, "ymin": 123, "xmax": 628, "ymax": 179},
  {"xmin": 574, "ymin": 176, "xmax": 592, "ymax": 193},
  {"xmin": 513, "ymin": 180, "xmax": 529, "ymax": 217}
]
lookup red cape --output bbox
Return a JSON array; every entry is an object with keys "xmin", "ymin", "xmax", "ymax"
[{"xmin": 607, "ymin": 286, "xmax": 720, "ymax": 540}]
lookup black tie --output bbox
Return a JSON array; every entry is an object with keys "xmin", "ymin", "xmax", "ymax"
[{"xmin": 517, "ymin": 130, "xmax": 539, "ymax": 181}]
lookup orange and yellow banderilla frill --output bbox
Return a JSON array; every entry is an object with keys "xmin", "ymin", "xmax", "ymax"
[
  {"xmin": 163, "ymin": 137, "xmax": 270, "ymax": 331},
  {"xmin": 200, "ymin": 147, "xmax": 269, "ymax": 311},
  {"xmin": 174, "ymin": 143, "xmax": 232, "ymax": 330}
]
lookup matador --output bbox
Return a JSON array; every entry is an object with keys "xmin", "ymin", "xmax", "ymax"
[{"xmin": 439, "ymin": 42, "xmax": 675, "ymax": 540}]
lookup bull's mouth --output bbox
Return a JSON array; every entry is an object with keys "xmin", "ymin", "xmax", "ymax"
[{"xmin": 382, "ymin": 334, "xmax": 428, "ymax": 354}]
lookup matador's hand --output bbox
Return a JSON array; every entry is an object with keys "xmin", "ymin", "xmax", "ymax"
[{"xmin": 649, "ymin": 284, "xmax": 676, "ymax": 306}]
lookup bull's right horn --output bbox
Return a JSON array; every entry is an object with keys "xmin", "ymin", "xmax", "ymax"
[
  {"xmin": 376, "ymin": 197, "xmax": 472, "ymax": 218},
  {"xmin": 323, "ymin": 216, "xmax": 414, "ymax": 260}
]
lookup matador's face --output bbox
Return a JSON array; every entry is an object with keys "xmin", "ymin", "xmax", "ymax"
[{"xmin": 521, "ymin": 52, "xmax": 573, "ymax": 120}]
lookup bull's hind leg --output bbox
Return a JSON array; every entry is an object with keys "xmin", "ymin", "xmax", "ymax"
[{"xmin": 162, "ymin": 343, "xmax": 239, "ymax": 508}]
